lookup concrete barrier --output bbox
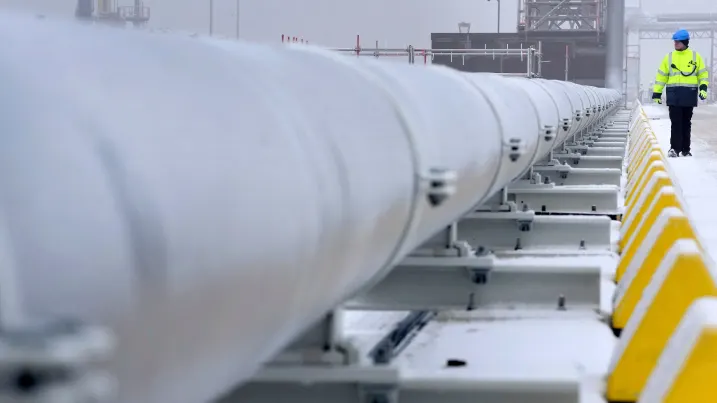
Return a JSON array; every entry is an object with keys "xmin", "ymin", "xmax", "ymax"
[{"xmin": 607, "ymin": 103, "xmax": 715, "ymax": 402}]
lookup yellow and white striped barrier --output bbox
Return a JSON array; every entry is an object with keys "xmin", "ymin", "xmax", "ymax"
[
  {"xmin": 606, "ymin": 103, "xmax": 716, "ymax": 402},
  {"xmin": 608, "ymin": 240, "xmax": 717, "ymax": 401},
  {"xmin": 613, "ymin": 207, "xmax": 697, "ymax": 329},
  {"xmin": 639, "ymin": 297, "xmax": 717, "ymax": 402}
]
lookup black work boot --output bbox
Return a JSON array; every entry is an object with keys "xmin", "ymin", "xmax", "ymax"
[{"xmin": 668, "ymin": 149, "xmax": 679, "ymax": 158}]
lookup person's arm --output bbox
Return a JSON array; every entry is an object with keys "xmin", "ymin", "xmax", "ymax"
[
  {"xmin": 653, "ymin": 54, "xmax": 669, "ymax": 103},
  {"xmin": 697, "ymin": 53, "xmax": 709, "ymax": 99}
]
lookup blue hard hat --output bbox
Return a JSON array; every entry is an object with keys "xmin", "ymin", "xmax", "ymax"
[{"xmin": 672, "ymin": 29, "xmax": 690, "ymax": 41}]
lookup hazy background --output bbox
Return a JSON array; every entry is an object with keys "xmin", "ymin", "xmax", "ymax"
[{"xmin": 1, "ymin": 0, "xmax": 716, "ymax": 86}]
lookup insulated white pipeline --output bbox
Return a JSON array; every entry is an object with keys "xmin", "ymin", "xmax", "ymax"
[
  {"xmin": 497, "ymin": 77, "xmax": 620, "ymax": 155},
  {"xmin": 532, "ymin": 78, "xmax": 576, "ymax": 147},
  {"xmin": 545, "ymin": 81, "xmax": 621, "ymax": 144},
  {"xmin": 462, "ymin": 73, "xmax": 542, "ymax": 194},
  {"xmin": 505, "ymin": 77, "xmax": 563, "ymax": 156},
  {"xmin": 561, "ymin": 81, "xmax": 592, "ymax": 134},
  {"xmin": 0, "ymin": 14, "xmax": 622, "ymax": 403}
]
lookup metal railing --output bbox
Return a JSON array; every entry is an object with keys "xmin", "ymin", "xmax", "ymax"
[
  {"xmin": 281, "ymin": 35, "xmax": 544, "ymax": 78},
  {"xmin": 332, "ymin": 46, "xmax": 541, "ymax": 77},
  {"xmin": 333, "ymin": 38, "xmax": 543, "ymax": 77}
]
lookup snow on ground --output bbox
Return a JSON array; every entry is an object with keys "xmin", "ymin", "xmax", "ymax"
[
  {"xmin": 343, "ymin": 253, "xmax": 617, "ymax": 401},
  {"xmin": 343, "ymin": 308, "xmax": 614, "ymax": 400},
  {"xmin": 398, "ymin": 309, "xmax": 614, "ymax": 393},
  {"xmin": 641, "ymin": 103, "xmax": 717, "ymax": 259}
]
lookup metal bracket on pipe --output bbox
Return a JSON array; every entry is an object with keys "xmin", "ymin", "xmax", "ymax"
[
  {"xmin": 604, "ymin": 120, "xmax": 631, "ymax": 127},
  {"xmin": 588, "ymin": 139, "xmax": 626, "ymax": 147},
  {"xmin": 269, "ymin": 311, "xmax": 358, "ymax": 367},
  {"xmin": 458, "ymin": 212, "xmax": 611, "ymax": 252},
  {"xmin": 231, "ymin": 310, "xmax": 588, "ymax": 403},
  {"xmin": 346, "ymin": 254, "xmax": 602, "ymax": 311},
  {"xmin": 584, "ymin": 144, "xmax": 625, "ymax": 155},
  {"xmin": 592, "ymin": 133, "xmax": 628, "ymax": 143},
  {"xmin": 507, "ymin": 180, "xmax": 620, "ymax": 215},
  {"xmin": 601, "ymin": 129, "xmax": 629, "ymax": 136},
  {"xmin": 230, "ymin": 311, "xmax": 416, "ymax": 403},
  {"xmin": 531, "ymin": 162, "xmax": 621, "ymax": 186},
  {"xmin": 584, "ymin": 140, "xmax": 626, "ymax": 149},
  {"xmin": 0, "ymin": 320, "xmax": 114, "ymax": 403},
  {"xmin": 420, "ymin": 211, "xmax": 611, "ymax": 252},
  {"xmin": 594, "ymin": 129, "xmax": 629, "ymax": 138},
  {"xmin": 564, "ymin": 143, "xmax": 625, "ymax": 157},
  {"xmin": 552, "ymin": 153, "xmax": 623, "ymax": 170},
  {"xmin": 249, "ymin": 308, "xmax": 430, "ymax": 398},
  {"xmin": 562, "ymin": 126, "xmax": 627, "ymax": 155},
  {"xmin": 562, "ymin": 144, "xmax": 590, "ymax": 155}
]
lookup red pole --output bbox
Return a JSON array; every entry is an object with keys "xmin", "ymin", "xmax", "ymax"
[{"xmin": 281, "ymin": 34, "xmax": 285, "ymax": 43}]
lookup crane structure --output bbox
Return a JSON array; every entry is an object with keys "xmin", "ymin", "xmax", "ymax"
[
  {"xmin": 517, "ymin": 0, "xmax": 606, "ymax": 32},
  {"xmin": 75, "ymin": 0, "xmax": 150, "ymax": 27}
]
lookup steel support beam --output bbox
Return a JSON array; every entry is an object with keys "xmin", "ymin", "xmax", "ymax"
[
  {"xmin": 605, "ymin": 0, "xmax": 625, "ymax": 91},
  {"xmin": 223, "ymin": 108, "xmax": 632, "ymax": 403}
]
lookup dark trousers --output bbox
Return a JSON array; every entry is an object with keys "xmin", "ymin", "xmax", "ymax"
[{"xmin": 668, "ymin": 106, "xmax": 694, "ymax": 153}]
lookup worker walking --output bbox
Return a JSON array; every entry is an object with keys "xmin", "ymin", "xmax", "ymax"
[{"xmin": 652, "ymin": 29, "xmax": 709, "ymax": 157}]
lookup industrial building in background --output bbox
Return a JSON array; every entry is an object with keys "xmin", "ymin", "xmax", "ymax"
[
  {"xmin": 75, "ymin": 0, "xmax": 150, "ymax": 27},
  {"xmin": 432, "ymin": 0, "xmax": 614, "ymax": 87},
  {"xmin": 432, "ymin": 0, "xmax": 716, "ymax": 102}
]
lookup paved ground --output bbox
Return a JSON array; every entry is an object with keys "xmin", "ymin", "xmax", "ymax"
[
  {"xmin": 646, "ymin": 103, "xmax": 717, "ymax": 152},
  {"xmin": 690, "ymin": 105, "xmax": 717, "ymax": 151}
]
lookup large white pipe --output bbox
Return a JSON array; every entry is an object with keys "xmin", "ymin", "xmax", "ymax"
[
  {"xmin": 0, "ymin": 14, "xmax": 621, "ymax": 403},
  {"xmin": 488, "ymin": 76, "xmax": 620, "ymax": 158},
  {"xmin": 505, "ymin": 77, "xmax": 564, "ymax": 155},
  {"xmin": 532, "ymin": 79, "xmax": 576, "ymax": 147},
  {"xmin": 462, "ymin": 73, "xmax": 542, "ymax": 193},
  {"xmin": 565, "ymin": 81, "xmax": 594, "ymax": 132}
]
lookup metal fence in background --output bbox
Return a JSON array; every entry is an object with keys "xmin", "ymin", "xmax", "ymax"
[{"xmin": 281, "ymin": 34, "xmax": 543, "ymax": 78}]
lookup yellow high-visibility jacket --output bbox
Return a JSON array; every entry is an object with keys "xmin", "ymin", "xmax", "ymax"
[{"xmin": 653, "ymin": 48, "xmax": 709, "ymax": 107}]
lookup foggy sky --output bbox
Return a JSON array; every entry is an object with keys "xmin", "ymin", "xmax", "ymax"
[{"xmin": 1, "ymin": 0, "xmax": 716, "ymax": 86}]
